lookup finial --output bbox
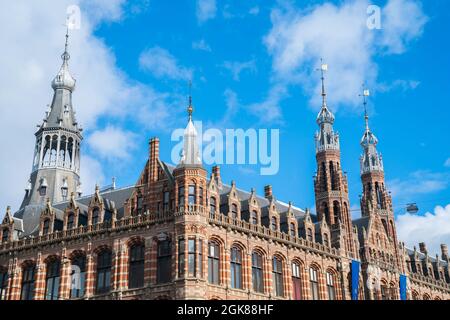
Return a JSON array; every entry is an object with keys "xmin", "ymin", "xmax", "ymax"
[
  {"xmin": 187, "ymin": 80, "xmax": 193, "ymax": 120},
  {"xmin": 317, "ymin": 59, "xmax": 328, "ymax": 107},
  {"xmin": 360, "ymin": 86, "xmax": 370, "ymax": 131},
  {"xmin": 61, "ymin": 26, "xmax": 71, "ymax": 62}
]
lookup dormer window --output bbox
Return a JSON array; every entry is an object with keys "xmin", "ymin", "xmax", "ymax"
[
  {"xmin": 39, "ymin": 178, "xmax": 48, "ymax": 196},
  {"xmin": 43, "ymin": 219, "xmax": 50, "ymax": 235},
  {"xmin": 67, "ymin": 213, "xmax": 75, "ymax": 230},
  {"xmin": 271, "ymin": 217, "xmax": 277, "ymax": 231},
  {"xmin": 92, "ymin": 208, "xmax": 100, "ymax": 225},
  {"xmin": 251, "ymin": 211, "xmax": 258, "ymax": 225},
  {"xmin": 231, "ymin": 204, "xmax": 238, "ymax": 219},
  {"xmin": 1, "ymin": 228, "xmax": 9, "ymax": 243},
  {"xmin": 61, "ymin": 179, "xmax": 68, "ymax": 200},
  {"xmin": 289, "ymin": 223, "xmax": 296, "ymax": 237}
]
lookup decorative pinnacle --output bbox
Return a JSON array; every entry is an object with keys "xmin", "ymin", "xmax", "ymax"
[
  {"xmin": 61, "ymin": 26, "xmax": 71, "ymax": 62},
  {"xmin": 318, "ymin": 59, "xmax": 328, "ymax": 107},
  {"xmin": 187, "ymin": 80, "xmax": 193, "ymax": 120},
  {"xmin": 360, "ymin": 86, "xmax": 370, "ymax": 131}
]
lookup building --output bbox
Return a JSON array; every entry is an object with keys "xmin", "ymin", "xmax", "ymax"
[{"xmin": 0, "ymin": 34, "xmax": 449, "ymax": 301}]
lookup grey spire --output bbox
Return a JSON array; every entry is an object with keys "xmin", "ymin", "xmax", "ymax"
[
  {"xmin": 179, "ymin": 91, "xmax": 202, "ymax": 167},
  {"xmin": 20, "ymin": 30, "xmax": 82, "ymax": 209},
  {"xmin": 315, "ymin": 62, "xmax": 339, "ymax": 153},
  {"xmin": 359, "ymin": 89, "xmax": 383, "ymax": 174}
]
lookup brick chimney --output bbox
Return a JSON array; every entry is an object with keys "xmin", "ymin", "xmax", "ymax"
[
  {"xmin": 441, "ymin": 244, "xmax": 448, "ymax": 260},
  {"xmin": 419, "ymin": 242, "xmax": 427, "ymax": 255},
  {"xmin": 212, "ymin": 165, "xmax": 222, "ymax": 188},
  {"xmin": 149, "ymin": 137, "xmax": 160, "ymax": 182},
  {"xmin": 264, "ymin": 185, "xmax": 273, "ymax": 200}
]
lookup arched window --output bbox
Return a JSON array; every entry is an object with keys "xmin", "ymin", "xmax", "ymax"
[
  {"xmin": 231, "ymin": 204, "xmax": 238, "ymax": 219},
  {"xmin": 157, "ymin": 240, "xmax": 172, "ymax": 283},
  {"xmin": 70, "ymin": 255, "xmax": 86, "ymax": 298},
  {"xmin": 250, "ymin": 211, "xmax": 258, "ymax": 225},
  {"xmin": 96, "ymin": 250, "xmax": 112, "ymax": 294},
  {"xmin": 423, "ymin": 294, "xmax": 431, "ymax": 300},
  {"xmin": 45, "ymin": 259, "xmax": 60, "ymax": 300},
  {"xmin": 412, "ymin": 291, "xmax": 419, "ymax": 300},
  {"xmin": 375, "ymin": 182, "xmax": 383, "ymax": 209},
  {"xmin": 208, "ymin": 241, "xmax": 220, "ymax": 285},
  {"xmin": 21, "ymin": 265, "xmax": 35, "ymax": 300},
  {"xmin": 188, "ymin": 184, "xmax": 196, "ymax": 205},
  {"xmin": 230, "ymin": 246, "xmax": 242, "ymax": 289},
  {"xmin": 129, "ymin": 243, "xmax": 145, "ymax": 288},
  {"xmin": 163, "ymin": 191, "xmax": 170, "ymax": 211},
  {"xmin": 270, "ymin": 217, "xmax": 277, "ymax": 231},
  {"xmin": 92, "ymin": 208, "xmax": 100, "ymax": 225},
  {"xmin": 322, "ymin": 202, "xmax": 329, "ymax": 223},
  {"xmin": 1, "ymin": 228, "xmax": 9, "ymax": 243},
  {"xmin": 292, "ymin": 262, "xmax": 302, "ymax": 300},
  {"xmin": 67, "ymin": 213, "xmax": 75, "ymax": 230},
  {"xmin": 333, "ymin": 201, "xmax": 341, "ymax": 223},
  {"xmin": 309, "ymin": 267, "xmax": 319, "ymax": 300},
  {"xmin": 272, "ymin": 256, "xmax": 284, "ymax": 297},
  {"xmin": 380, "ymin": 284, "xmax": 388, "ymax": 300},
  {"xmin": 178, "ymin": 186, "xmax": 185, "ymax": 206},
  {"xmin": 210, "ymin": 197, "xmax": 216, "ymax": 216},
  {"xmin": 252, "ymin": 252, "xmax": 264, "ymax": 293},
  {"xmin": 321, "ymin": 162, "xmax": 327, "ymax": 192},
  {"xmin": 330, "ymin": 161, "xmax": 337, "ymax": 190},
  {"xmin": 0, "ymin": 268, "xmax": 8, "ymax": 300},
  {"xmin": 136, "ymin": 194, "xmax": 143, "ymax": 215},
  {"xmin": 42, "ymin": 219, "xmax": 50, "ymax": 235},
  {"xmin": 289, "ymin": 223, "xmax": 296, "ymax": 237},
  {"xmin": 323, "ymin": 233, "xmax": 329, "ymax": 247},
  {"xmin": 307, "ymin": 228, "xmax": 313, "ymax": 242},
  {"xmin": 326, "ymin": 271, "xmax": 336, "ymax": 300}
]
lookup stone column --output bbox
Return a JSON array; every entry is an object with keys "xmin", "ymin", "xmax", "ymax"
[
  {"xmin": 58, "ymin": 248, "xmax": 72, "ymax": 299},
  {"xmin": 34, "ymin": 253, "xmax": 46, "ymax": 300},
  {"xmin": 84, "ymin": 245, "xmax": 95, "ymax": 298}
]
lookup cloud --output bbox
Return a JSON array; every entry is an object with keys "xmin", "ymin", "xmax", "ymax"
[
  {"xmin": 248, "ymin": 85, "xmax": 287, "ymax": 124},
  {"xmin": 264, "ymin": 0, "xmax": 427, "ymax": 111},
  {"xmin": 87, "ymin": 126, "xmax": 137, "ymax": 160},
  {"xmin": 221, "ymin": 60, "xmax": 257, "ymax": 81},
  {"xmin": 388, "ymin": 170, "xmax": 450, "ymax": 201},
  {"xmin": 249, "ymin": 6, "xmax": 260, "ymax": 16},
  {"xmin": 192, "ymin": 39, "xmax": 212, "ymax": 52},
  {"xmin": 196, "ymin": 0, "xmax": 217, "ymax": 24},
  {"xmin": 445, "ymin": 158, "xmax": 450, "ymax": 167},
  {"xmin": 396, "ymin": 204, "xmax": 450, "ymax": 257},
  {"xmin": 139, "ymin": 46, "xmax": 193, "ymax": 81},
  {"xmin": 80, "ymin": 155, "xmax": 106, "ymax": 196},
  {"xmin": 377, "ymin": 79, "xmax": 421, "ymax": 92}
]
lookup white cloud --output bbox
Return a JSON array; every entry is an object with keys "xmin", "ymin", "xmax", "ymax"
[
  {"xmin": 80, "ymin": 155, "xmax": 106, "ymax": 196},
  {"xmin": 0, "ymin": 1, "xmax": 173, "ymax": 212},
  {"xmin": 139, "ymin": 46, "xmax": 193, "ymax": 81},
  {"xmin": 377, "ymin": 79, "xmax": 421, "ymax": 92},
  {"xmin": 264, "ymin": 0, "xmax": 427, "ymax": 112},
  {"xmin": 388, "ymin": 170, "xmax": 450, "ymax": 201},
  {"xmin": 87, "ymin": 126, "xmax": 137, "ymax": 160},
  {"xmin": 249, "ymin": 6, "xmax": 260, "ymax": 16},
  {"xmin": 192, "ymin": 39, "xmax": 212, "ymax": 52},
  {"xmin": 248, "ymin": 85, "xmax": 287, "ymax": 124},
  {"xmin": 196, "ymin": 0, "xmax": 217, "ymax": 24},
  {"xmin": 222, "ymin": 60, "xmax": 257, "ymax": 81},
  {"xmin": 396, "ymin": 204, "xmax": 450, "ymax": 257}
]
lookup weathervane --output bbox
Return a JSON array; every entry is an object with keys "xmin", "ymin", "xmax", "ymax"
[
  {"xmin": 317, "ymin": 59, "xmax": 328, "ymax": 107},
  {"xmin": 359, "ymin": 85, "xmax": 370, "ymax": 130},
  {"xmin": 187, "ymin": 80, "xmax": 193, "ymax": 120}
]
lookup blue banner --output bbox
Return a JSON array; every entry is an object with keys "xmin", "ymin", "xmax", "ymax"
[
  {"xmin": 399, "ymin": 274, "xmax": 407, "ymax": 300},
  {"xmin": 351, "ymin": 260, "xmax": 360, "ymax": 300}
]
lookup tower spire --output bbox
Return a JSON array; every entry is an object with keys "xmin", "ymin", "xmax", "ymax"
[
  {"xmin": 187, "ymin": 80, "xmax": 193, "ymax": 121},
  {"xmin": 361, "ymin": 87, "xmax": 370, "ymax": 132},
  {"xmin": 319, "ymin": 59, "xmax": 328, "ymax": 108}
]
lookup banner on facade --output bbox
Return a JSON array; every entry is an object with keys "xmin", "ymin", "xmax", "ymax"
[
  {"xmin": 399, "ymin": 274, "xmax": 408, "ymax": 300},
  {"xmin": 351, "ymin": 260, "xmax": 360, "ymax": 300}
]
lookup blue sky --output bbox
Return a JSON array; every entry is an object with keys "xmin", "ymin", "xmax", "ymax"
[{"xmin": 0, "ymin": 0, "xmax": 449, "ymax": 253}]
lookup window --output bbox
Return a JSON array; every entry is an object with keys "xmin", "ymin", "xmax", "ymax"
[
  {"xmin": 61, "ymin": 186, "xmax": 68, "ymax": 201},
  {"xmin": 21, "ymin": 265, "xmax": 35, "ymax": 300},
  {"xmin": 1, "ymin": 228, "xmax": 9, "ymax": 243},
  {"xmin": 210, "ymin": 197, "xmax": 216, "ymax": 217},
  {"xmin": 70, "ymin": 255, "xmax": 86, "ymax": 298},
  {"xmin": 42, "ymin": 219, "xmax": 50, "ymax": 235},
  {"xmin": 230, "ymin": 247, "xmax": 242, "ymax": 289},
  {"xmin": 289, "ymin": 223, "xmax": 296, "ymax": 237},
  {"xmin": 45, "ymin": 260, "xmax": 60, "ymax": 300},
  {"xmin": 0, "ymin": 269, "xmax": 8, "ymax": 300},
  {"xmin": 251, "ymin": 211, "xmax": 258, "ymax": 225},
  {"xmin": 178, "ymin": 186, "xmax": 185, "ymax": 207},
  {"xmin": 136, "ymin": 195, "xmax": 143, "ymax": 215},
  {"xmin": 178, "ymin": 239, "xmax": 185, "ymax": 277},
  {"xmin": 199, "ymin": 187, "xmax": 204, "ymax": 206},
  {"xmin": 323, "ymin": 233, "xmax": 329, "ymax": 247},
  {"xmin": 231, "ymin": 204, "xmax": 238, "ymax": 219},
  {"xmin": 92, "ymin": 208, "xmax": 100, "ymax": 225},
  {"xmin": 252, "ymin": 252, "xmax": 264, "ymax": 293},
  {"xmin": 96, "ymin": 250, "xmax": 112, "ymax": 294},
  {"xmin": 272, "ymin": 257, "xmax": 284, "ymax": 297},
  {"xmin": 292, "ymin": 262, "xmax": 302, "ymax": 300},
  {"xmin": 333, "ymin": 202, "xmax": 341, "ymax": 223},
  {"xmin": 271, "ymin": 217, "xmax": 277, "ymax": 231},
  {"xmin": 307, "ymin": 228, "xmax": 313, "ymax": 242},
  {"xmin": 67, "ymin": 213, "xmax": 75, "ymax": 230},
  {"xmin": 163, "ymin": 192, "xmax": 170, "ymax": 211},
  {"xmin": 157, "ymin": 240, "xmax": 172, "ymax": 283},
  {"xmin": 129, "ymin": 244, "xmax": 145, "ymax": 289},
  {"xmin": 198, "ymin": 239, "xmax": 203, "ymax": 278},
  {"xmin": 40, "ymin": 185, "xmax": 47, "ymax": 196},
  {"xmin": 188, "ymin": 239, "xmax": 196, "ymax": 277},
  {"xmin": 188, "ymin": 185, "xmax": 196, "ymax": 205},
  {"xmin": 326, "ymin": 272, "xmax": 336, "ymax": 300},
  {"xmin": 208, "ymin": 242, "xmax": 220, "ymax": 285},
  {"xmin": 309, "ymin": 267, "xmax": 319, "ymax": 300}
]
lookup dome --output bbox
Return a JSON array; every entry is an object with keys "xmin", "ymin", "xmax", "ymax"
[
  {"xmin": 51, "ymin": 53, "xmax": 76, "ymax": 91},
  {"xmin": 316, "ymin": 105, "xmax": 335, "ymax": 125}
]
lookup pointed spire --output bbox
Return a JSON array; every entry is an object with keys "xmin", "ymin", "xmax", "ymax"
[
  {"xmin": 52, "ymin": 28, "xmax": 76, "ymax": 91},
  {"xmin": 320, "ymin": 59, "xmax": 327, "ymax": 108},
  {"xmin": 187, "ymin": 80, "xmax": 193, "ymax": 121},
  {"xmin": 316, "ymin": 60, "xmax": 335, "ymax": 125}
]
